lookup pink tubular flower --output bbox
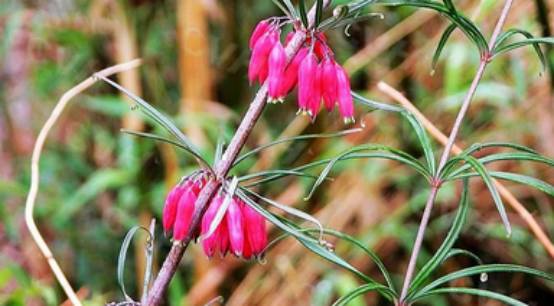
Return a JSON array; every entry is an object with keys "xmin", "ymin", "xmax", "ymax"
[
  {"xmin": 173, "ymin": 188, "xmax": 198, "ymax": 241},
  {"xmin": 267, "ymin": 41, "xmax": 287, "ymax": 102},
  {"xmin": 308, "ymin": 63, "xmax": 322, "ymax": 118},
  {"xmin": 282, "ymin": 47, "xmax": 308, "ymax": 95},
  {"xmin": 297, "ymin": 52, "xmax": 318, "ymax": 115},
  {"xmin": 226, "ymin": 197, "xmax": 244, "ymax": 256},
  {"xmin": 335, "ymin": 64, "xmax": 355, "ymax": 124},
  {"xmin": 201, "ymin": 194, "xmax": 227, "ymax": 258},
  {"xmin": 248, "ymin": 30, "xmax": 278, "ymax": 84},
  {"xmin": 321, "ymin": 58, "xmax": 338, "ymax": 111},
  {"xmin": 249, "ymin": 19, "xmax": 270, "ymax": 49},
  {"xmin": 162, "ymin": 183, "xmax": 185, "ymax": 235},
  {"xmin": 241, "ymin": 202, "xmax": 267, "ymax": 256}
]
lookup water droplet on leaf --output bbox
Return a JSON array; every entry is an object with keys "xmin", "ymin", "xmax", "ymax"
[{"xmin": 480, "ymin": 272, "xmax": 488, "ymax": 282}]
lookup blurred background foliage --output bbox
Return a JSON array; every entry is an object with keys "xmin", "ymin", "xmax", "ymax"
[{"xmin": 0, "ymin": 0, "xmax": 553, "ymax": 305}]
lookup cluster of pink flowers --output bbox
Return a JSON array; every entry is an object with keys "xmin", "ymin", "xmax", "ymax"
[
  {"xmin": 162, "ymin": 175, "xmax": 268, "ymax": 260},
  {"xmin": 248, "ymin": 19, "xmax": 355, "ymax": 124}
]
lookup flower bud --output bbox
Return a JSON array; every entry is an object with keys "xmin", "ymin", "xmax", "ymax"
[
  {"xmin": 281, "ymin": 48, "xmax": 308, "ymax": 95},
  {"xmin": 241, "ymin": 202, "xmax": 268, "ymax": 256},
  {"xmin": 173, "ymin": 188, "xmax": 198, "ymax": 241},
  {"xmin": 297, "ymin": 52, "xmax": 318, "ymax": 115},
  {"xmin": 226, "ymin": 197, "xmax": 244, "ymax": 256},
  {"xmin": 321, "ymin": 58, "xmax": 338, "ymax": 111},
  {"xmin": 249, "ymin": 19, "xmax": 270, "ymax": 49},
  {"xmin": 162, "ymin": 183, "xmax": 185, "ymax": 235},
  {"xmin": 201, "ymin": 194, "xmax": 226, "ymax": 258},
  {"xmin": 268, "ymin": 41, "xmax": 287, "ymax": 102},
  {"xmin": 248, "ymin": 30, "xmax": 278, "ymax": 84},
  {"xmin": 335, "ymin": 64, "xmax": 355, "ymax": 124}
]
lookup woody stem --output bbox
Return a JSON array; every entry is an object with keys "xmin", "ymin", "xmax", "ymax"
[{"xmin": 144, "ymin": 2, "xmax": 331, "ymax": 304}]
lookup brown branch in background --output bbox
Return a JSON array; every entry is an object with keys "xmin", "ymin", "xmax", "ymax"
[
  {"xmin": 377, "ymin": 81, "xmax": 554, "ymax": 259},
  {"xmin": 24, "ymin": 59, "xmax": 143, "ymax": 306},
  {"xmin": 177, "ymin": 0, "xmax": 212, "ymax": 147}
]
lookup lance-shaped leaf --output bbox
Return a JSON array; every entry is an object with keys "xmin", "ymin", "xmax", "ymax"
[
  {"xmin": 235, "ymin": 189, "xmax": 388, "ymax": 291},
  {"xmin": 299, "ymin": 0, "xmax": 309, "ymax": 28},
  {"xmin": 353, "ymin": 93, "xmax": 436, "ymax": 176},
  {"xmin": 493, "ymin": 31, "xmax": 551, "ymax": 69},
  {"xmin": 94, "ymin": 74, "xmax": 200, "ymax": 154},
  {"xmin": 412, "ymin": 264, "xmax": 554, "ymax": 301},
  {"xmin": 273, "ymin": 0, "xmax": 297, "ymax": 18},
  {"xmin": 452, "ymin": 171, "xmax": 554, "ymax": 197},
  {"xmin": 332, "ymin": 284, "xmax": 392, "ymax": 306},
  {"xmin": 446, "ymin": 152, "xmax": 554, "ymax": 179},
  {"xmin": 267, "ymin": 227, "xmax": 395, "ymax": 294},
  {"xmin": 233, "ymin": 127, "xmax": 362, "ymax": 167},
  {"xmin": 463, "ymin": 156, "xmax": 511, "ymax": 235},
  {"xmin": 432, "ymin": 23, "xmax": 457, "ymax": 70},
  {"xmin": 117, "ymin": 225, "xmax": 154, "ymax": 302},
  {"xmin": 122, "ymin": 129, "xmax": 214, "ymax": 173},
  {"xmin": 315, "ymin": 0, "xmax": 324, "ymax": 26},
  {"xmin": 408, "ymin": 179, "xmax": 470, "ymax": 297},
  {"xmin": 305, "ymin": 144, "xmax": 432, "ymax": 200},
  {"xmin": 376, "ymin": 0, "xmax": 488, "ymax": 55},
  {"xmin": 414, "ymin": 287, "xmax": 526, "ymax": 306}
]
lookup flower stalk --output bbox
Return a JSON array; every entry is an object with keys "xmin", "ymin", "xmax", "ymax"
[
  {"xmin": 144, "ymin": 2, "xmax": 331, "ymax": 305},
  {"xmin": 398, "ymin": 0, "xmax": 515, "ymax": 303}
]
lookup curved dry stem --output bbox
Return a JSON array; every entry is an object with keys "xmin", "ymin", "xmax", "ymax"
[{"xmin": 24, "ymin": 59, "xmax": 143, "ymax": 306}]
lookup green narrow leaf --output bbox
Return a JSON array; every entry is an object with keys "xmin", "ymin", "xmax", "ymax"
[
  {"xmin": 95, "ymin": 75, "xmax": 200, "ymax": 154},
  {"xmin": 443, "ymin": 248, "xmax": 482, "ymax": 266},
  {"xmin": 323, "ymin": 13, "xmax": 385, "ymax": 31},
  {"xmin": 315, "ymin": 0, "xmax": 324, "ymax": 26},
  {"xmin": 272, "ymin": 0, "xmax": 293, "ymax": 18},
  {"xmin": 447, "ymin": 152, "xmax": 554, "ymax": 179},
  {"xmin": 442, "ymin": 0, "xmax": 455, "ymax": 12},
  {"xmin": 493, "ymin": 32, "xmax": 550, "ymax": 69},
  {"xmin": 376, "ymin": 0, "xmax": 489, "ymax": 55},
  {"xmin": 280, "ymin": 0, "xmax": 299, "ymax": 18},
  {"xmin": 432, "ymin": 23, "xmax": 457, "ymax": 70},
  {"xmin": 353, "ymin": 92, "xmax": 436, "ymax": 175},
  {"xmin": 242, "ymin": 187, "xmax": 325, "ymax": 241},
  {"xmin": 452, "ymin": 171, "xmax": 554, "ymax": 197},
  {"xmin": 415, "ymin": 287, "xmax": 526, "ymax": 306},
  {"xmin": 233, "ymin": 127, "xmax": 362, "ymax": 167},
  {"xmin": 238, "ymin": 169, "xmax": 323, "ymax": 182},
  {"xmin": 267, "ymin": 228, "xmax": 395, "ymax": 294},
  {"xmin": 402, "ymin": 111, "xmax": 436, "ymax": 176},
  {"xmin": 235, "ymin": 189, "xmax": 388, "ymax": 292},
  {"xmin": 352, "ymin": 91, "xmax": 404, "ymax": 112},
  {"xmin": 121, "ymin": 129, "xmax": 214, "ymax": 173},
  {"xmin": 408, "ymin": 180, "xmax": 470, "ymax": 296},
  {"xmin": 348, "ymin": 0, "xmax": 377, "ymax": 13},
  {"xmin": 460, "ymin": 142, "xmax": 538, "ymax": 156},
  {"xmin": 464, "ymin": 156, "xmax": 511, "ymax": 235},
  {"xmin": 332, "ymin": 284, "xmax": 389, "ymax": 306},
  {"xmin": 305, "ymin": 145, "xmax": 432, "ymax": 200},
  {"xmin": 117, "ymin": 226, "xmax": 152, "ymax": 302},
  {"xmin": 299, "ymin": 0, "xmax": 309, "ymax": 28},
  {"xmin": 413, "ymin": 264, "xmax": 554, "ymax": 300}
]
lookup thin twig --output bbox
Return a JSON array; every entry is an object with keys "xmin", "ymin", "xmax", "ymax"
[
  {"xmin": 397, "ymin": 1, "xmax": 515, "ymax": 303},
  {"xmin": 24, "ymin": 59, "xmax": 143, "ymax": 306}
]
